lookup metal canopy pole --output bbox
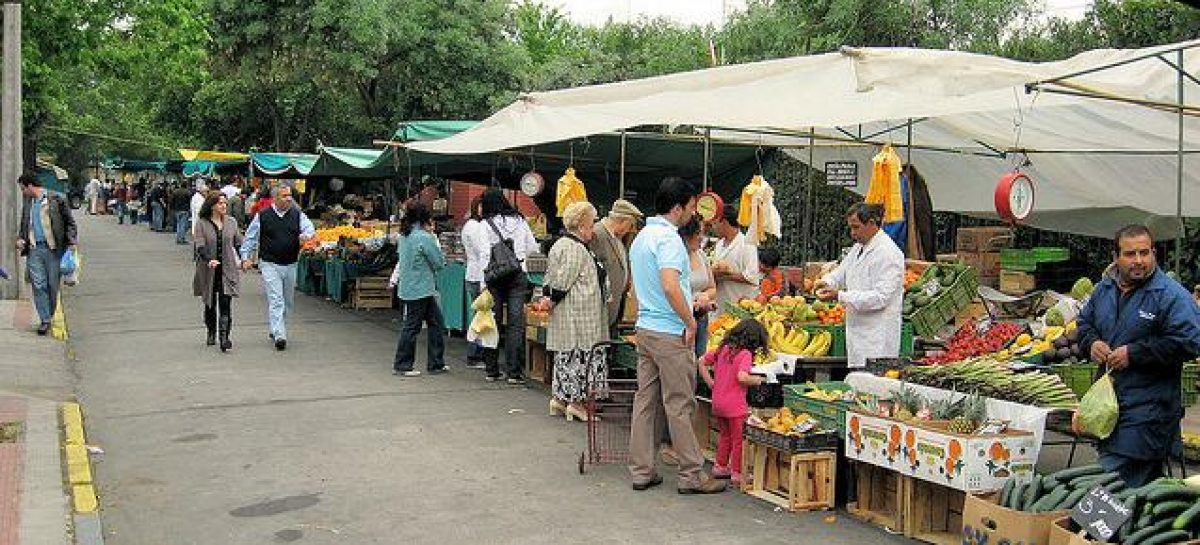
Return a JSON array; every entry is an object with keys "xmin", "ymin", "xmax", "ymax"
[
  {"xmin": 1176, "ymin": 49, "xmax": 1185, "ymax": 274},
  {"xmin": 619, "ymin": 129, "xmax": 627, "ymax": 198},
  {"xmin": 906, "ymin": 118, "xmax": 914, "ymax": 165},
  {"xmin": 800, "ymin": 127, "xmax": 816, "ymax": 277},
  {"xmin": 703, "ymin": 127, "xmax": 711, "ymax": 191}
]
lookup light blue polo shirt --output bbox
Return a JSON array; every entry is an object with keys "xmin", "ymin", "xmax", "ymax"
[{"xmin": 630, "ymin": 215, "xmax": 693, "ymax": 335}]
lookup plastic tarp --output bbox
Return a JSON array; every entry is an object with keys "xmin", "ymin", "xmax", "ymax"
[
  {"xmin": 178, "ymin": 149, "xmax": 250, "ymax": 162},
  {"xmin": 309, "ymin": 147, "xmax": 395, "ymax": 179},
  {"xmin": 411, "ymin": 41, "xmax": 1200, "ymax": 238},
  {"xmin": 251, "ymin": 152, "xmax": 319, "ymax": 177},
  {"xmin": 392, "ymin": 120, "xmax": 478, "ymax": 143}
]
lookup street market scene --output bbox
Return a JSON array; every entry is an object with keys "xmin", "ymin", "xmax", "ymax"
[{"xmin": 1, "ymin": 1, "xmax": 1200, "ymax": 544}]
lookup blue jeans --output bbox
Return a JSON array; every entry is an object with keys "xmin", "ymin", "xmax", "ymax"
[
  {"xmin": 26, "ymin": 243, "xmax": 64, "ymax": 325},
  {"xmin": 464, "ymin": 281, "xmax": 484, "ymax": 362},
  {"xmin": 129, "ymin": 205, "xmax": 139, "ymax": 225},
  {"xmin": 260, "ymin": 261, "xmax": 297, "ymax": 340},
  {"xmin": 151, "ymin": 202, "xmax": 165, "ymax": 231},
  {"xmin": 174, "ymin": 211, "xmax": 190, "ymax": 243}
]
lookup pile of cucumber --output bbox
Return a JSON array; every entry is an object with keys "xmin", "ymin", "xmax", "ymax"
[
  {"xmin": 1000, "ymin": 465, "xmax": 1125, "ymax": 514},
  {"xmin": 1001, "ymin": 464, "xmax": 1200, "ymax": 545}
]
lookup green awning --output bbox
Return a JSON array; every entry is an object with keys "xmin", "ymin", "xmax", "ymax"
[
  {"xmin": 251, "ymin": 152, "xmax": 319, "ymax": 177},
  {"xmin": 392, "ymin": 121, "xmax": 478, "ymax": 143}
]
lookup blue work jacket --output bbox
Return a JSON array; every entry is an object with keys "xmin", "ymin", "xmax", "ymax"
[
  {"xmin": 395, "ymin": 226, "xmax": 446, "ymax": 301},
  {"xmin": 1076, "ymin": 268, "xmax": 1200, "ymax": 460}
]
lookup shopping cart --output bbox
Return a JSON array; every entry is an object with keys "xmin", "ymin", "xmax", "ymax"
[{"xmin": 579, "ymin": 345, "xmax": 639, "ymax": 474}]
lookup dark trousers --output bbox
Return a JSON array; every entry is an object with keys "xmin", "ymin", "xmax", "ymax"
[
  {"xmin": 393, "ymin": 296, "xmax": 446, "ymax": 372},
  {"xmin": 1098, "ymin": 449, "xmax": 1164, "ymax": 488},
  {"xmin": 484, "ymin": 275, "xmax": 528, "ymax": 379},
  {"xmin": 203, "ymin": 268, "xmax": 233, "ymax": 333}
]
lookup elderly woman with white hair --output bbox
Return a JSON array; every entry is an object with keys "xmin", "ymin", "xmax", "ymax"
[{"xmin": 534, "ymin": 201, "xmax": 610, "ymax": 422}]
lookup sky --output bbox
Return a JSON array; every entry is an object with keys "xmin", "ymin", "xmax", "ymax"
[{"xmin": 540, "ymin": 0, "xmax": 1090, "ymax": 27}]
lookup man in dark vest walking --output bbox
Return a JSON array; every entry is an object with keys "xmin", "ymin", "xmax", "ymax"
[{"xmin": 239, "ymin": 185, "xmax": 315, "ymax": 350}]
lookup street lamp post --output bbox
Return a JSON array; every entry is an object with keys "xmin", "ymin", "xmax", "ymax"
[{"xmin": 1, "ymin": 0, "xmax": 23, "ymax": 300}]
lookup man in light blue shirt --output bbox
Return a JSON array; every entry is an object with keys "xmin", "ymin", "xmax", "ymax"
[
  {"xmin": 627, "ymin": 176, "xmax": 725, "ymax": 495},
  {"xmin": 240, "ymin": 185, "xmax": 315, "ymax": 350}
]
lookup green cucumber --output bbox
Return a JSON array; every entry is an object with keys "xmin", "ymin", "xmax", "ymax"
[
  {"xmin": 1153, "ymin": 500, "xmax": 1194, "ymax": 518},
  {"xmin": 999, "ymin": 478, "xmax": 1016, "ymax": 508},
  {"xmin": 1173, "ymin": 500, "xmax": 1200, "ymax": 530},
  {"xmin": 1103, "ymin": 479, "xmax": 1126, "ymax": 494},
  {"xmin": 1140, "ymin": 529, "xmax": 1191, "ymax": 545},
  {"xmin": 1147, "ymin": 486, "xmax": 1200, "ymax": 503},
  {"xmin": 1048, "ymin": 464, "xmax": 1104, "ymax": 482},
  {"xmin": 1009, "ymin": 482, "xmax": 1028, "ymax": 510},
  {"xmin": 1127, "ymin": 518, "xmax": 1175, "ymax": 545},
  {"xmin": 1022, "ymin": 477, "xmax": 1043, "ymax": 511},
  {"xmin": 1118, "ymin": 496, "xmax": 1141, "ymax": 543},
  {"xmin": 1042, "ymin": 474, "xmax": 1060, "ymax": 490},
  {"xmin": 1056, "ymin": 487, "xmax": 1090, "ymax": 510},
  {"xmin": 1069, "ymin": 471, "xmax": 1120, "ymax": 490},
  {"xmin": 1030, "ymin": 485, "xmax": 1070, "ymax": 513}
]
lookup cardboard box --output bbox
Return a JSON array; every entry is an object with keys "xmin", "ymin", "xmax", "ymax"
[
  {"xmin": 957, "ymin": 227, "xmax": 1014, "ymax": 253},
  {"xmin": 845, "ymin": 411, "xmax": 909, "ymax": 473},
  {"xmin": 978, "ymin": 274, "xmax": 1000, "ymax": 289},
  {"xmin": 907, "ymin": 421, "xmax": 1038, "ymax": 493},
  {"xmin": 959, "ymin": 251, "xmax": 1002, "ymax": 278},
  {"xmin": 1000, "ymin": 270, "xmax": 1037, "ymax": 295},
  {"xmin": 963, "ymin": 493, "xmax": 1065, "ymax": 545},
  {"xmin": 1048, "ymin": 516, "xmax": 1200, "ymax": 545},
  {"xmin": 847, "ymin": 411, "xmax": 1038, "ymax": 493}
]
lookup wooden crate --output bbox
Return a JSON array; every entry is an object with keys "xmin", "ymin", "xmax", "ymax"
[
  {"xmin": 524, "ymin": 337, "xmax": 551, "ymax": 388},
  {"xmin": 739, "ymin": 440, "xmax": 835, "ymax": 512},
  {"xmin": 350, "ymin": 275, "xmax": 393, "ymax": 310},
  {"xmin": 904, "ymin": 477, "xmax": 966, "ymax": 545},
  {"xmin": 847, "ymin": 462, "xmax": 907, "ymax": 531}
]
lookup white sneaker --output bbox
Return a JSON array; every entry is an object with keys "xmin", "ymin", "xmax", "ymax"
[{"xmin": 402, "ymin": 370, "xmax": 422, "ymax": 377}]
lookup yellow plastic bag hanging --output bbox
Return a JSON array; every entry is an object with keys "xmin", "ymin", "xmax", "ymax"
[
  {"xmin": 1077, "ymin": 372, "xmax": 1119, "ymax": 439},
  {"xmin": 468, "ymin": 289, "xmax": 500, "ymax": 348},
  {"xmin": 867, "ymin": 145, "xmax": 904, "ymax": 223},
  {"xmin": 555, "ymin": 168, "xmax": 588, "ymax": 217}
]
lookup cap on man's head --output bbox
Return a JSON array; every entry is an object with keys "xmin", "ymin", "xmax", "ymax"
[{"xmin": 609, "ymin": 199, "xmax": 644, "ymax": 220}]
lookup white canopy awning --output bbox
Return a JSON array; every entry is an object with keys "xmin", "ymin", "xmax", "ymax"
[{"xmin": 412, "ymin": 41, "xmax": 1200, "ymax": 238}]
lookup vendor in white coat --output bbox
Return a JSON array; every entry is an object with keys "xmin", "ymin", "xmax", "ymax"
[{"xmin": 815, "ymin": 203, "xmax": 905, "ymax": 368}]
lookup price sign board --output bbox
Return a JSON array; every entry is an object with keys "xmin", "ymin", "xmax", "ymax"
[
  {"xmin": 1070, "ymin": 486, "xmax": 1133, "ymax": 542},
  {"xmin": 825, "ymin": 161, "xmax": 859, "ymax": 187}
]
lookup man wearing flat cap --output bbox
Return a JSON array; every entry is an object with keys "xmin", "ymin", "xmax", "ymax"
[{"xmin": 589, "ymin": 199, "xmax": 644, "ymax": 336}]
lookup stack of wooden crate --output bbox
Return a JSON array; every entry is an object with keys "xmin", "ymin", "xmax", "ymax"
[{"xmin": 350, "ymin": 274, "xmax": 393, "ymax": 310}]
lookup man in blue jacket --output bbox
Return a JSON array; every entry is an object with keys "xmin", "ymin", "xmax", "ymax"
[{"xmin": 1074, "ymin": 225, "xmax": 1200, "ymax": 487}]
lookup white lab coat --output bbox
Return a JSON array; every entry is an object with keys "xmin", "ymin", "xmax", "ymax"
[{"xmin": 821, "ymin": 230, "xmax": 906, "ymax": 368}]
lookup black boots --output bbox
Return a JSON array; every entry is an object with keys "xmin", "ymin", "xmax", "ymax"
[
  {"xmin": 218, "ymin": 315, "xmax": 232, "ymax": 352},
  {"xmin": 204, "ymin": 306, "xmax": 217, "ymax": 346}
]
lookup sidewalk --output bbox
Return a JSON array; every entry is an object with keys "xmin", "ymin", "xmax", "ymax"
[{"xmin": 0, "ymin": 297, "xmax": 73, "ymax": 545}]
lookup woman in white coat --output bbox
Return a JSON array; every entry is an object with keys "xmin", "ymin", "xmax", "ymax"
[{"xmin": 815, "ymin": 203, "xmax": 905, "ymax": 368}]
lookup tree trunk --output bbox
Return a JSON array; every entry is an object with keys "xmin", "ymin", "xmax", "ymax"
[{"xmin": 22, "ymin": 134, "xmax": 36, "ymax": 173}]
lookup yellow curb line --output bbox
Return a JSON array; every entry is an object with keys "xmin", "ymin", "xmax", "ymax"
[
  {"xmin": 51, "ymin": 297, "xmax": 69, "ymax": 341},
  {"xmin": 60, "ymin": 402, "xmax": 98, "ymax": 513}
]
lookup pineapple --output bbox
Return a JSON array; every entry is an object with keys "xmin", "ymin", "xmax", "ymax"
[
  {"xmin": 948, "ymin": 392, "xmax": 987, "ymax": 435},
  {"xmin": 891, "ymin": 385, "xmax": 923, "ymax": 422},
  {"xmin": 927, "ymin": 397, "xmax": 962, "ymax": 421}
]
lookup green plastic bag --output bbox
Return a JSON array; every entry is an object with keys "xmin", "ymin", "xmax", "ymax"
[{"xmin": 1078, "ymin": 372, "xmax": 1119, "ymax": 439}]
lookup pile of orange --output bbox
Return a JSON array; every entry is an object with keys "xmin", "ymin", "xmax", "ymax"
[
  {"xmin": 903, "ymin": 268, "xmax": 922, "ymax": 289},
  {"xmin": 816, "ymin": 304, "xmax": 845, "ymax": 325}
]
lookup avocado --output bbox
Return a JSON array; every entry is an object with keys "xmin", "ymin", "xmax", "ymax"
[{"xmin": 913, "ymin": 294, "xmax": 931, "ymax": 308}]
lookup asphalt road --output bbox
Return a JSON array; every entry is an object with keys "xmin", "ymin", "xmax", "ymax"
[{"xmin": 67, "ymin": 213, "xmax": 917, "ymax": 545}]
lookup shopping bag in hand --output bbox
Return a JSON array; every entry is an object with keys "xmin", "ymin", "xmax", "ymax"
[
  {"xmin": 61, "ymin": 248, "xmax": 82, "ymax": 286},
  {"xmin": 467, "ymin": 289, "xmax": 499, "ymax": 348},
  {"xmin": 1077, "ymin": 372, "xmax": 1119, "ymax": 439}
]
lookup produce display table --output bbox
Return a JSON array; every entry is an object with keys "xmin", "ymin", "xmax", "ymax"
[
  {"xmin": 324, "ymin": 257, "xmax": 351, "ymax": 303},
  {"xmin": 437, "ymin": 262, "xmax": 467, "ymax": 332},
  {"xmin": 297, "ymin": 253, "xmax": 327, "ymax": 296}
]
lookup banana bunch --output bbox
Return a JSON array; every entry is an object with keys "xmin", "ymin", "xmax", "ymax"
[{"xmin": 766, "ymin": 321, "xmax": 832, "ymax": 357}]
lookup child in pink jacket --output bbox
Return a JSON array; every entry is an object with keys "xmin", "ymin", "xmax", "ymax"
[{"xmin": 699, "ymin": 319, "xmax": 767, "ymax": 483}]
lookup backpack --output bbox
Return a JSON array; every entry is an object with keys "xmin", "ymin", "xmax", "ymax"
[{"xmin": 483, "ymin": 218, "xmax": 522, "ymax": 286}]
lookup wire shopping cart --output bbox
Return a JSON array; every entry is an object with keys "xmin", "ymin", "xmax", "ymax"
[{"xmin": 579, "ymin": 344, "xmax": 639, "ymax": 474}]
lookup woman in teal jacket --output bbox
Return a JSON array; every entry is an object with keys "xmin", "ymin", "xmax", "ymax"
[{"xmin": 390, "ymin": 202, "xmax": 448, "ymax": 377}]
